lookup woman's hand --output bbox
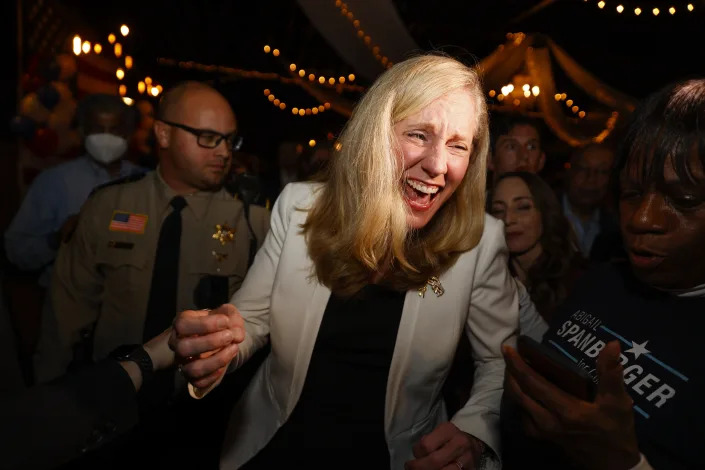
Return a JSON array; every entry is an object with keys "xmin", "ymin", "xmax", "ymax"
[
  {"xmin": 503, "ymin": 341, "xmax": 641, "ymax": 470},
  {"xmin": 168, "ymin": 303, "xmax": 245, "ymax": 389},
  {"xmin": 405, "ymin": 422, "xmax": 485, "ymax": 470}
]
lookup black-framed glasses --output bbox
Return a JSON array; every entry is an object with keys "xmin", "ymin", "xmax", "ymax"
[{"xmin": 158, "ymin": 119, "xmax": 243, "ymax": 151}]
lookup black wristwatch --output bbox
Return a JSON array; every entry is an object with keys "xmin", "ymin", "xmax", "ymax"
[{"xmin": 109, "ymin": 344, "xmax": 154, "ymax": 385}]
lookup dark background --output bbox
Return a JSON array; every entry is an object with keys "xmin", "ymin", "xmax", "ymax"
[{"xmin": 1, "ymin": 0, "xmax": 704, "ymax": 200}]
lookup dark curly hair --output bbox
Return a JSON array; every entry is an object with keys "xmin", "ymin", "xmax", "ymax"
[{"xmin": 491, "ymin": 172, "xmax": 583, "ymax": 319}]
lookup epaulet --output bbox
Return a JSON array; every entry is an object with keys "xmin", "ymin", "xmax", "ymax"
[{"xmin": 89, "ymin": 171, "xmax": 147, "ymax": 198}]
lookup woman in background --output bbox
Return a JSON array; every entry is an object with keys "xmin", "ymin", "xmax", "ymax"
[{"xmin": 490, "ymin": 171, "xmax": 584, "ymax": 322}]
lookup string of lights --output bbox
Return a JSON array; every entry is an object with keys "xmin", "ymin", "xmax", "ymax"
[
  {"xmin": 264, "ymin": 88, "xmax": 332, "ymax": 116},
  {"xmin": 583, "ymin": 0, "xmax": 695, "ymax": 16},
  {"xmin": 553, "ymin": 93, "xmax": 588, "ymax": 119},
  {"xmin": 72, "ymin": 25, "xmax": 164, "ymax": 102},
  {"xmin": 262, "ymin": 45, "xmax": 365, "ymax": 92},
  {"xmin": 333, "ymin": 0, "xmax": 393, "ymax": 69}
]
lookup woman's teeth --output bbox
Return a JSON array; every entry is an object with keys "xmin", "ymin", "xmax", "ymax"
[{"xmin": 406, "ymin": 180, "xmax": 439, "ymax": 194}]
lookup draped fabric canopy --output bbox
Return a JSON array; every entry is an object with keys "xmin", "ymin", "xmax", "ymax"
[
  {"xmin": 158, "ymin": 2, "xmax": 636, "ymax": 147},
  {"xmin": 479, "ymin": 33, "xmax": 637, "ymax": 146},
  {"xmin": 296, "ymin": 0, "xmax": 419, "ymax": 81}
]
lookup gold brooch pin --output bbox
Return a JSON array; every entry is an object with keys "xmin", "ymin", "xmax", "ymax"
[
  {"xmin": 212, "ymin": 223, "xmax": 235, "ymax": 246},
  {"xmin": 418, "ymin": 276, "xmax": 444, "ymax": 298}
]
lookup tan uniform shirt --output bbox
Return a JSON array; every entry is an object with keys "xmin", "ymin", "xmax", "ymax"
[{"xmin": 51, "ymin": 169, "xmax": 270, "ymax": 364}]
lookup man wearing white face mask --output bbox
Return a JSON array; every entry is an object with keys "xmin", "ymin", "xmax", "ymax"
[{"xmin": 5, "ymin": 93, "xmax": 144, "ymax": 383}]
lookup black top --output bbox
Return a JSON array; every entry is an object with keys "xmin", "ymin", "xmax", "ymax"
[
  {"xmin": 242, "ymin": 284, "xmax": 406, "ymax": 469},
  {"xmin": 503, "ymin": 262, "xmax": 705, "ymax": 469}
]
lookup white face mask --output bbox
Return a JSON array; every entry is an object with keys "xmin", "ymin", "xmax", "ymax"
[{"xmin": 85, "ymin": 133, "xmax": 128, "ymax": 164}]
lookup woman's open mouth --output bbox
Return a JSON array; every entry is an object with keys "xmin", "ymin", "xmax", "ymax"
[{"xmin": 404, "ymin": 179, "xmax": 442, "ymax": 211}]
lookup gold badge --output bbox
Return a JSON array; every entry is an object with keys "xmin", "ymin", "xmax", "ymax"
[
  {"xmin": 212, "ymin": 223, "xmax": 235, "ymax": 246},
  {"xmin": 418, "ymin": 276, "xmax": 445, "ymax": 298}
]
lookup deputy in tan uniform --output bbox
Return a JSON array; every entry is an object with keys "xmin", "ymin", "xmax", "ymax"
[{"xmin": 50, "ymin": 81, "xmax": 270, "ymax": 372}]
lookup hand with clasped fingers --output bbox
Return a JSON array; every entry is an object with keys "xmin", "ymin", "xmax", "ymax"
[{"xmin": 168, "ymin": 303, "xmax": 246, "ymax": 389}]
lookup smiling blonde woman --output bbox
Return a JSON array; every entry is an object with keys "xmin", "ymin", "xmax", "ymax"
[{"xmin": 170, "ymin": 54, "xmax": 519, "ymax": 470}]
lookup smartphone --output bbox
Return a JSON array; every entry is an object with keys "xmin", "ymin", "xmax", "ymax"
[{"xmin": 516, "ymin": 335, "xmax": 596, "ymax": 401}]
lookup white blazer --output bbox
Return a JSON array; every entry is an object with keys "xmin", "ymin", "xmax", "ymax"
[{"xmin": 197, "ymin": 182, "xmax": 519, "ymax": 469}]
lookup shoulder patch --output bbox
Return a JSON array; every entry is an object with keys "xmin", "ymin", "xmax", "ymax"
[{"xmin": 89, "ymin": 171, "xmax": 147, "ymax": 198}]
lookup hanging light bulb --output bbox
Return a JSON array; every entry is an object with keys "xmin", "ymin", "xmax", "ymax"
[
  {"xmin": 116, "ymin": 68, "xmax": 125, "ymax": 80},
  {"xmin": 138, "ymin": 81, "xmax": 146, "ymax": 94},
  {"xmin": 108, "ymin": 33, "xmax": 116, "ymax": 44},
  {"xmin": 94, "ymin": 43, "xmax": 103, "ymax": 54},
  {"xmin": 120, "ymin": 25, "xmax": 130, "ymax": 37},
  {"xmin": 73, "ymin": 35, "xmax": 82, "ymax": 55},
  {"xmin": 82, "ymin": 41, "xmax": 91, "ymax": 54}
]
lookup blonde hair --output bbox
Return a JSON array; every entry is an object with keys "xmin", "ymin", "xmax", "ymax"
[{"xmin": 303, "ymin": 54, "xmax": 489, "ymax": 295}]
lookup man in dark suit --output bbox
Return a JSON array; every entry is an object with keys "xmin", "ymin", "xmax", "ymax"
[{"xmin": 562, "ymin": 143, "xmax": 621, "ymax": 261}]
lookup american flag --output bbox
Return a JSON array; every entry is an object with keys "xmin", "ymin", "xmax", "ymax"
[{"xmin": 109, "ymin": 211, "xmax": 148, "ymax": 234}]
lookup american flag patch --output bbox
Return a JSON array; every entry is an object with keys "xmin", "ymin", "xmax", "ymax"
[{"xmin": 109, "ymin": 211, "xmax": 148, "ymax": 234}]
